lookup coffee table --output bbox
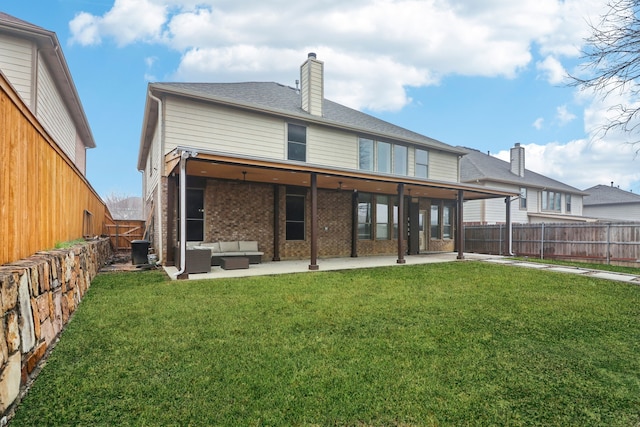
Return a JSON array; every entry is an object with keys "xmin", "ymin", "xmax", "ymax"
[{"xmin": 220, "ymin": 257, "xmax": 249, "ymax": 270}]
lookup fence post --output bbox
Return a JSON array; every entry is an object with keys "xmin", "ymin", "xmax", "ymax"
[
  {"xmin": 540, "ymin": 222, "xmax": 544, "ymax": 260},
  {"xmin": 499, "ymin": 224, "xmax": 503, "ymax": 256},
  {"xmin": 606, "ymin": 223, "xmax": 611, "ymax": 265}
]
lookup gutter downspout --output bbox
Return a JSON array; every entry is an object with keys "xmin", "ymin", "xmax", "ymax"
[
  {"xmin": 148, "ymin": 91, "xmax": 164, "ymax": 265},
  {"xmin": 506, "ymin": 197, "xmax": 515, "ymax": 256},
  {"xmin": 175, "ymin": 149, "xmax": 198, "ymax": 278}
]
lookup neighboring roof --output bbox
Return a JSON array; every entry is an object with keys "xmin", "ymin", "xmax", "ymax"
[
  {"xmin": 459, "ymin": 147, "xmax": 587, "ymax": 195},
  {"xmin": 583, "ymin": 184, "xmax": 640, "ymax": 206},
  {"xmin": 0, "ymin": 12, "xmax": 95, "ymax": 148},
  {"xmin": 138, "ymin": 81, "xmax": 464, "ymax": 169}
]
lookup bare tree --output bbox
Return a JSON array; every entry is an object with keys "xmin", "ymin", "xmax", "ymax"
[
  {"xmin": 104, "ymin": 192, "xmax": 143, "ymax": 220},
  {"xmin": 571, "ymin": 0, "xmax": 640, "ymax": 151}
]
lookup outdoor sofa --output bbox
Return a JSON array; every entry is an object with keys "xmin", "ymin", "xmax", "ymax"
[
  {"xmin": 174, "ymin": 246, "xmax": 212, "ymax": 274},
  {"xmin": 187, "ymin": 241, "xmax": 263, "ymax": 266}
]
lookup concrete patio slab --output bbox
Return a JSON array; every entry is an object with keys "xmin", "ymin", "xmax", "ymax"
[{"xmin": 163, "ymin": 252, "xmax": 497, "ymax": 280}]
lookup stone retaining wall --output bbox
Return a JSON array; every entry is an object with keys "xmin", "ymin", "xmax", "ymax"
[{"xmin": 0, "ymin": 238, "xmax": 112, "ymax": 417}]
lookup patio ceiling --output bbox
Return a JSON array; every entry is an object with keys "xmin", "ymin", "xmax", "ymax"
[{"xmin": 167, "ymin": 148, "xmax": 516, "ymax": 201}]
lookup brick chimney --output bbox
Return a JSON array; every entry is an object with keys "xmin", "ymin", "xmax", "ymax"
[
  {"xmin": 300, "ymin": 52, "xmax": 324, "ymax": 117},
  {"xmin": 510, "ymin": 143, "xmax": 525, "ymax": 177}
]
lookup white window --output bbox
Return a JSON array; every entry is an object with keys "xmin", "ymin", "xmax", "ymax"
[
  {"xmin": 415, "ymin": 149, "xmax": 429, "ymax": 178},
  {"xmin": 287, "ymin": 124, "xmax": 306, "ymax": 162},
  {"xmin": 358, "ymin": 137, "xmax": 410, "ymax": 176},
  {"xmin": 394, "ymin": 145, "xmax": 407, "ymax": 175}
]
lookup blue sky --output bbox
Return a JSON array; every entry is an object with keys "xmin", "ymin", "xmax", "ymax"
[{"xmin": 3, "ymin": 0, "xmax": 640, "ymax": 198}]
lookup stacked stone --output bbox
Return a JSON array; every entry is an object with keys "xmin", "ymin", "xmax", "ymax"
[{"xmin": 0, "ymin": 238, "xmax": 112, "ymax": 416}]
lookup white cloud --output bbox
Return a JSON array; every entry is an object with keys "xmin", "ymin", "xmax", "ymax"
[
  {"xmin": 68, "ymin": 0, "xmax": 609, "ymax": 111},
  {"xmin": 497, "ymin": 139, "xmax": 640, "ymax": 192},
  {"xmin": 536, "ymin": 55, "xmax": 566, "ymax": 85},
  {"xmin": 70, "ymin": 0, "xmax": 167, "ymax": 46},
  {"xmin": 496, "ymin": 87, "xmax": 640, "ymax": 193},
  {"xmin": 556, "ymin": 105, "xmax": 576, "ymax": 126},
  {"xmin": 69, "ymin": 12, "xmax": 101, "ymax": 45},
  {"xmin": 533, "ymin": 117, "xmax": 544, "ymax": 130}
]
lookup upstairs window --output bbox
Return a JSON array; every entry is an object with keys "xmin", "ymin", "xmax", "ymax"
[
  {"xmin": 359, "ymin": 138, "xmax": 374, "ymax": 171},
  {"xmin": 287, "ymin": 124, "xmax": 306, "ymax": 162},
  {"xmin": 542, "ymin": 190, "xmax": 561, "ymax": 212},
  {"xmin": 415, "ymin": 149, "xmax": 429, "ymax": 178},
  {"xmin": 358, "ymin": 137, "xmax": 410, "ymax": 176},
  {"xmin": 520, "ymin": 188, "xmax": 527, "ymax": 209},
  {"xmin": 566, "ymin": 194, "xmax": 572, "ymax": 213},
  {"xmin": 394, "ymin": 145, "xmax": 408, "ymax": 176},
  {"xmin": 377, "ymin": 141, "xmax": 391, "ymax": 173}
]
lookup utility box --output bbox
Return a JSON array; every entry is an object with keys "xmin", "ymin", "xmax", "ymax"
[{"xmin": 131, "ymin": 240, "xmax": 150, "ymax": 265}]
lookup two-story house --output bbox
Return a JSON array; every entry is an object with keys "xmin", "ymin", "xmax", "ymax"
[
  {"xmin": 583, "ymin": 183, "xmax": 640, "ymax": 221},
  {"xmin": 0, "ymin": 12, "xmax": 95, "ymax": 174},
  {"xmin": 137, "ymin": 53, "xmax": 514, "ymax": 273},
  {"xmin": 460, "ymin": 144, "xmax": 590, "ymax": 224}
]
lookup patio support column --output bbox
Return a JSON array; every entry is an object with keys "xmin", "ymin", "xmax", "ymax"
[
  {"xmin": 504, "ymin": 196, "xmax": 512, "ymax": 256},
  {"xmin": 309, "ymin": 172, "xmax": 319, "ymax": 270},
  {"xmin": 351, "ymin": 190, "xmax": 358, "ymax": 258},
  {"xmin": 176, "ymin": 149, "xmax": 198, "ymax": 279},
  {"xmin": 457, "ymin": 189, "xmax": 465, "ymax": 260},
  {"xmin": 272, "ymin": 184, "xmax": 281, "ymax": 261},
  {"xmin": 397, "ymin": 183, "xmax": 406, "ymax": 264}
]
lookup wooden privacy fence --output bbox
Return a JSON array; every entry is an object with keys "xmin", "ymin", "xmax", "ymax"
[
  {"xmin": 0, "ymin": 73, "xmax": 108, "ymax": 266},
  {"xmin": 104, "ymin": 219, "xmax": 145, "ymax": 250},
  {"xmin": 465, "ymin": 222, "xmax": 640, "ymax": 266}
]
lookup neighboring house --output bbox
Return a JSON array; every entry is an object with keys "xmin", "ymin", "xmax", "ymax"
[
  {"xmin": 460, "ymin": 144, "xmax": 590, "ymax": 224},
  {"xmin": 583, "ymin": 184, "xmax": 640, "ymax": 221},
  {"xmin": 138, "ymin": 53, "xmax": 513, "ymax": 271},
  {"xmin": 0, "ymin": 12, "xmax": 95, "ymax": 174}
]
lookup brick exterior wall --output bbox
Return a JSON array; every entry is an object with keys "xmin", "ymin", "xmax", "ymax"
[
  {"xmin": 165, "ymin": 178, "xmax": 456, "ymax": 262},
  {"xmin": 204, "ymin": 179, "xmax": 275, "ymax": 260}
]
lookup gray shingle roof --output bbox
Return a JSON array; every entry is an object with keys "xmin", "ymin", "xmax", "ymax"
[
  {"xmin": 0, "ymin": 12, "xmax": 43, "ymax": 29},
  {"xmin": 150, "ymin": 82, "xmax": 463, "ymax": 154},
  {"xmin": 459, "ymin": 147, "xmax": 586, "ymax": 194},
  {"xmin": 583, "ymin": 184, "xmax": 640, "ymax": 206}
]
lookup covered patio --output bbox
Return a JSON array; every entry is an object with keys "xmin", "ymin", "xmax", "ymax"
[{"xmin": 166, "ymin": 147, "xmax": 516, "ymax": 279}]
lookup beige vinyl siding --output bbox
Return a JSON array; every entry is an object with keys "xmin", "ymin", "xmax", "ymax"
[
  {"xmin": 145, "ymin": 124, "xmax": 161, "ymax": 200},
  {"xmin": 463, "ymin": 199, "xmax": 484, "ymax": 223},
  {"xmin": 529, "ymin": 188, "xmax": 540, "ymax": 213},
  {"xmin": 570, "ymin": 195, "xmax": 583, "ymax": 216},
  {"xmin": 307, "ymin": 125, "xmax": 357, "ymax": 168},
  {"xmin": 584, "ymin": 203, "xmax": 639, "ymax": 221},
  {"xmin": 74, "ymin": 134, "xmax": 86, "ymax": 175},
  {"xmin": 36, "ymin": 53, "xmax": 76, "ymax": 161},
  {"xmin": 464, "ymin": 182, "xmax": 520, "ymax": 224},
  {"xmin": 0, "ymin": 33, "xmax": 33, "ymax": 108},
  {"xmin": 428, "ymin": 150, "xmax": 458, "ymax": 181},
  {"xmin": 164, "ymin": 97, "xmax": 284, "ymax": 158}
]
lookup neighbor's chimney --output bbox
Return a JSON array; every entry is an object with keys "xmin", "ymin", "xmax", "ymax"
[
  {"xmin": 510, "ymin": 143, "xmax": 525, "ymax": 177},
  {"xmin": 300, "ymin": 52, "xmax": 324, "ymax": 117}
]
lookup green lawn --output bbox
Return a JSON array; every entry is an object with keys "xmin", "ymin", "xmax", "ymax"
[{"xmin": 10, "ymin": 262, "xmax": 640, "ymax": 426}]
